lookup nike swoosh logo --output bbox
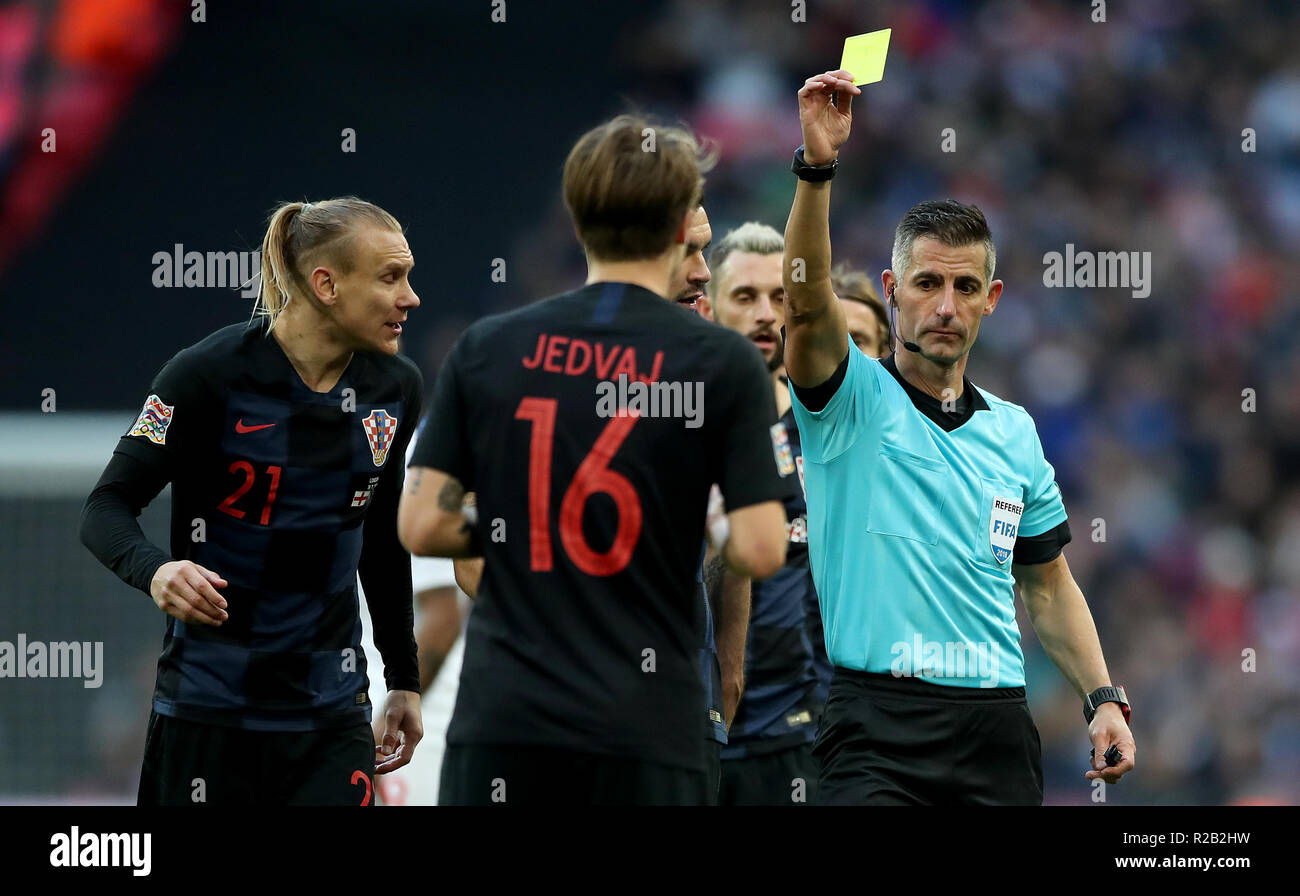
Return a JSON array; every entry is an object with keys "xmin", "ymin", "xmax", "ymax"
[{"xmin": 235, "ymin": 419, "xmax": 276, "ymax": 433}]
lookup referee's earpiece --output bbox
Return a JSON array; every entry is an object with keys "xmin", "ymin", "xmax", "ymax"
[{"xmin": 889, "ymin": 286, "xmax": 923, "ymax": 354}]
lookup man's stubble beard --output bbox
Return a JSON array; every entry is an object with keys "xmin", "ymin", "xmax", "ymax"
[{"xmin": 768, "ymin": 333, "xmax": 785, "ymax": 372}]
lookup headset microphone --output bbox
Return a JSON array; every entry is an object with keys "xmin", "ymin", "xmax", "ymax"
[{"xmin": 889, "ymin": 288, "xmax": 923, "ymax": 354}]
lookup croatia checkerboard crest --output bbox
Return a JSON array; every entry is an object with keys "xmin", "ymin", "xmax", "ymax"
[
  {"xmin": 361, "ymin": 410, "xmax": 397, "ymax": 467},
  {"xmin": 989, "ymin": 495, "xmax": 1024, "ymax": 565}
]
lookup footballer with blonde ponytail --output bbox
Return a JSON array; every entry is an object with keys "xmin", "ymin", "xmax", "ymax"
[
  {"xmin": 255, "ymin": 197, "xmax": 405, "ymax": 335},
  {"xmin": 82, "ymin": 195, "xmax": 425, "ymax": 805}
]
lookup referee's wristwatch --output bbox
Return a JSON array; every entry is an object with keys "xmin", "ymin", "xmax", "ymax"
[
  {"xmin": 1083, "ymin": 685, "xmax": 1130, "ymax": 725},
  {"xmin": 791, "ymin": 145, "xmax": 838, "ymax": 181}
]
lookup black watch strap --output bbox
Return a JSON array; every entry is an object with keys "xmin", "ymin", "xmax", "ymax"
[
  {"xmin": 1083, "ymin": 685, "xmax": 1130, "ymax": 724},
  {"xmin": 792, "ymin": 145, "xmax": 838, "ymax": 182}
]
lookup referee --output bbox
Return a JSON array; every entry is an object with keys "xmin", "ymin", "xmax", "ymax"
[{"xmin": 783, "ymin": 70, "xmax": 1136, "ymax": 805}]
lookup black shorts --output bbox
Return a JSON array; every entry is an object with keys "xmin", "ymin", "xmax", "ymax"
[
  {"xmin": 813, "ymin": 668, "xmax": 1043, "ymax": 806},
  {"xmin": 719, "ymin": 741, "xmax": 818, "ymax": 806},
  {"xmin": 137, "ymin": 710, "xmax": 375, "ymax": 806},
  {"xmin": 438, "ymin": 744, "xmax": 710, "ymax": 806}
]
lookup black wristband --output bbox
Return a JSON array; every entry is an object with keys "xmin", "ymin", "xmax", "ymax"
[
  {"xmin": 791, "ymin": 145, "xmax": 838, "ymax": 182},
  {"xmin": 1083, "ymin": 685, "xmax": 1130, "ymax": 724}
]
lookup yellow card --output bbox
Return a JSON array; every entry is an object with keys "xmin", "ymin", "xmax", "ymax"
[{"xmin": 840, "ymin": 29, "xmax": 891, "ymax": 86}]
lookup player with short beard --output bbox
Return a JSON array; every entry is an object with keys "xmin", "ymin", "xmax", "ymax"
[{"xmin": 700, "ymin": 222, "xmax": 825, "ymax": 805}]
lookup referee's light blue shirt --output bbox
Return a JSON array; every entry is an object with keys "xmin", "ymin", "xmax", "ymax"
[{"xmin": 790, "ymin": 341, "xmax": 1067, "ymax": 688}]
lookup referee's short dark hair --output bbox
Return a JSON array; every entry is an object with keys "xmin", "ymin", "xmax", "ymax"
[
  {"xmin": 563, "ymin": 114, "xmax": 717, "ymax": 263},
  {"xmin": 891, "ymin": 199, "xmax": 997, "ymax": 285}
]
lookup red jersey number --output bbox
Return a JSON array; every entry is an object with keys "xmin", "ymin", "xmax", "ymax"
[
  {"xmin": 217, "ymin": 461, "xmax": 282, "ymax": 525},
  {"xmin": 515, "ymin": 397, "xmax": 642, "ymax": 576}
]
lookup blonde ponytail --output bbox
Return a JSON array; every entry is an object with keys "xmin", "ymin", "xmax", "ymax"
[
  {"xmin": 255, "ymin": 202, "xmax": 306, "ymax": 331},
  {"xmin": 252, "ymin": 197, "xmax": 403, "ymax": 332}
]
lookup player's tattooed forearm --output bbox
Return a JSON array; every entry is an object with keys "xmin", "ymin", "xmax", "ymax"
[
  {"xmin": 437, "ymin": 478, "xmax": 465, "ymax": 513},
  {"xmin": 409, "ymin": 470, "xmax": 422, "ymax": 494}
]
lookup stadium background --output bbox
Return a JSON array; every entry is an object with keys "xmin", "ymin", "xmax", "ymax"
[{"xmin": 0, "ymin": 0, "xmax": 1297, "ymax": 805}]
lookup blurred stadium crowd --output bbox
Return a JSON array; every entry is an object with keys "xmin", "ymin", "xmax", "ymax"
[
  {"xmin": 0, "ymin": 0, "xmax": 181, "ymax": 276},
  {"xmin": 489, "ymin": 0, "xmax": 1300, "ymax": 804}
]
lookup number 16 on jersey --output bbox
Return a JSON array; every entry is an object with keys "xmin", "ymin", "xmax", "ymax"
[{"xmin": 515, "ymin": 397, "xmax": 643, "ymax": 577}]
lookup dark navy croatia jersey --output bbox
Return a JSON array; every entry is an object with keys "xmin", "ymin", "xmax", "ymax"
[
  {"xmin": 722, "ymin": 405, "xmax": 825, "ymax": 759},
  {"xmin": 115, "ymin": 320, "xmax": 422, "ymax": 731},
  {"xmin": 413, "ymin": 282, "xmax": 792, "ymax": 772}
]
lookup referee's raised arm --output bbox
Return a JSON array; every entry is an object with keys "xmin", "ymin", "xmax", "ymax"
[{"xmin": 783, "ymin": 70, "xmax": 861, "ymax": 389}]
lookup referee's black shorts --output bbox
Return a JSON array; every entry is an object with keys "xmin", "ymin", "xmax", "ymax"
[
  {"xmin": 813, "ymin": 668, "xmax": 1043, "ymax": 805},
  {"xmin": 438, "ymin": 744, "xmax": 710, "ymax": 805},
  {"xmin": 137, "ymin": 710, "xmax": 375, "ymax": 806}
]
